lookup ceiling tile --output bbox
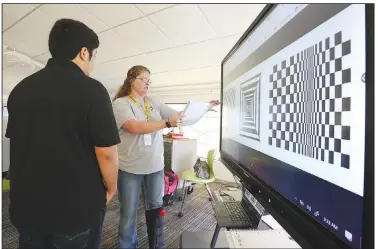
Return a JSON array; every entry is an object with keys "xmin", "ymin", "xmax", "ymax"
[
  {"xmin": 2, "ymin": 4, "xmax": 36, "ymax": 30},
  {"xmin": 3, "ymin": 63, "xmax": 40, "ymax": 86},
  {"xmin": 80, "ymin": 4, "xmax": 143, "ymax": 28},
  {"xmin": 199, "ymin": 4, "xmax": 266, "ymax": 36},
  {"xmin": 151, "ymin": 66, "xmax": 220, "ymax": 87},
  {"xmin": 34, "ymin": 52, "xmax": 51, "ymax": 64},
  {"xmin": 8, "ymin": 9, "xmax": 55, "ymax": 39},
  {"xmin": 91, "ymin": 54, "xmax": 156, "ymax": 81},
  {"xmin": 148, "ymin": 82, "xmax": 220, "ymax": 97},
  {"xmin": 115, "ymin": 18, "xmax": 173, "ymax": 53},
  {"xmin": 100, "ymin": 77, "xmax": 125, "ymax": 92},
  {"xmin": 2, "ymin": 53, "xmax": 17, "ymax": 68},
  {"xmin": 3, "ymin": 32, "xmax": 29, "ymax": 56},
  {"xmin": 147, "ymin": 35, "xmax": 240, "ymax": 73},
  {"xmin": 134, "ymin": 4, "xmax": 175, "ymax": 15},
  {"xmin": 2, "ymin": 3, "xmax": 263, "ymax": 104},
  {"xmin": 38, "ymin": 4, "xmax": 109, "ymax": 33},
  {"xmin": 148, "ymin": 4, "xmax": 217, "ymax": 46},
  {"xmin": 3, "ymin": 30, "xmax": 46, "ymax": 58},
  {"xmin": 98, "ymin": 65, "xmax": 220, "ymax": 93},
  {"xmin": 3, "ymin": 10, "xmax": 54, "ymax": 57},
  {"xmin": 96, "ymin": 30, "xmax": 141, "ymax": 63}
]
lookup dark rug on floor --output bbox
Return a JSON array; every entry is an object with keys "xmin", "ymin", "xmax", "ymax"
[{"xmin": 2, "ymin": 184, "xmax": 222, "ymax": 248}]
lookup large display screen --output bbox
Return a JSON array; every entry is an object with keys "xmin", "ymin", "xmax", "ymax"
[{"xmin": 221, "ymin": 4, "xmax": 366, "ymax": 249}]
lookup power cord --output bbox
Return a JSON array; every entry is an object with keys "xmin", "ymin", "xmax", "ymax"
[
  {"xmin": 219, "ymin": 190, "xmax": 236, "ymax": 201},
  {"xmin": 215, "ymin": 175, "xmax": 242, "ymax": 192},
  {"xmin": 217, "ymin": 182, "xmax": 238, "ymax": 191},
  {"xmin": 233, "ymin": 175, "xmax": 242, "ymax": 189}
]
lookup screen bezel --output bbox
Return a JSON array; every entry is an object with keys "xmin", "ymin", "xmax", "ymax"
[{"xmin": 219, "ymin": 4, "xmax": 374, "ymax": 249}]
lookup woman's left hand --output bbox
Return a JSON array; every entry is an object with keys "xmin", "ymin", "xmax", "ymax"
[
  {"xmin": 168, "ymin": 112, "xmax": 182, "ymax": 127},
  {"xmin": 207, "ymin": 100, "xmax": 220, "ymax": 112}
]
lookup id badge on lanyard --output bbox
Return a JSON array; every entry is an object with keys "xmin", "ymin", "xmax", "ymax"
[{"xmin": 144, "ymin": 134, "xmax": 152, "ymax": 146}]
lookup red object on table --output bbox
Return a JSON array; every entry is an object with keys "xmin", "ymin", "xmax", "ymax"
[{"xmin": 167, "ymin": 132, "xmax": 184, "ymax": 139}]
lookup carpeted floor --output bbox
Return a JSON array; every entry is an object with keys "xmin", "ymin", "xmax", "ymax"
[{"xmin": 2, "ymin": 184, "xmax": 222, "ymax": 248}]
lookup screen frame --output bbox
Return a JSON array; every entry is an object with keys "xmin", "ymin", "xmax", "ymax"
[
  {"xmin": 361, "ymin": 4, "xmax": 374, "ymax": 249},
  {"xmin": 219, "ymin": 4, "xmax": 374, "ymax": 249}
]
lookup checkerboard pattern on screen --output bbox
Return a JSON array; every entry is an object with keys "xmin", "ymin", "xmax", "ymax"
[{"xmin": 268, "ymin": 31, "xmax": 351, "ymax": 169}]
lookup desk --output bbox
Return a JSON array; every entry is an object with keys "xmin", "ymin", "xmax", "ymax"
[
  {"xmin": 163, "ymin": 138, "xmax": 197, "ymax": 189},
  {"xmin": 181, "ymin": 220, "xmax": 274, "ymax": 249},
  {"xmin": 210, "ymin": 216, "xmax": 271, "ymax": 248},
  {"xmin": 181, "ymin": 228, "xmax": 299, "ymax": 248},
  {"xmin": 181, "ymin": 231, "xmax": 229, "ymax": 248},
  {"xmin": 181, "ymin": 189, "xmax": 274, "ymax": 248}
]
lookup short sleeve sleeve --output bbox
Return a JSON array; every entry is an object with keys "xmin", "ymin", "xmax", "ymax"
[
  {"xmin": 156, "ymin": 100, "xmax": 178, "ymax": 120},
  {"xmin": 112, "ymin": 98, "xmax": 137, "ymax": 130},
  {"xmin": 89, "ymin": 84, "xmax": 121, "ymax": 147}
]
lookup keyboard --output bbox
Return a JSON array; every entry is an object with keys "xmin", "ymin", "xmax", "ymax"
[{"xmin": 224, "ymin": 202, "xmax": 250, "ymax": 224}]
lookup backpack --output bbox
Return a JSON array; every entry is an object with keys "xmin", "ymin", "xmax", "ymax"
[
  {"xmin": 163, "ymin": 169, "xmax": 179, "ymax": 206},
  {"xmin": 193, "ymin": 158, "xmax": 210, "ymax": 179}
]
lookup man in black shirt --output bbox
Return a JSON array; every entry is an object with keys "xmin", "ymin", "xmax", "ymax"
[{"xmin": 5, "ymin": 19, "xmax": 120, "ymax": 249}]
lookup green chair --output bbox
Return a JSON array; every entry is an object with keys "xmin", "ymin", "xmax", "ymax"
[
  {"xmin": 3, "ymin": 179, "xmax": 10, "ymax": 191},
  {"xmin": 178, "ymin": 149, "xmax": 217, "ymax": 217}
]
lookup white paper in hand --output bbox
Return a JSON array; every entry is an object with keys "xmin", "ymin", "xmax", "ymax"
[{"xmin": 180, "ymin": 101, "xmax": 210, "ymax": 126}]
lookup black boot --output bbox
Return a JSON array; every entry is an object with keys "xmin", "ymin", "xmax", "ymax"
[{"xmin": 145, "ymin": 207, "xmax": 165, "ymax": 249}]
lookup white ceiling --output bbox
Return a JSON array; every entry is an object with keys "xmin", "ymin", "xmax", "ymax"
[{"xmin": 2, "ymin": 3, "xmax": 266, "ymax": 104}]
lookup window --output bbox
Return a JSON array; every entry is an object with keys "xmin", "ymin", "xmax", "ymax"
[
  {"xmin": 165, "ymin": 103, "xmax": 220, "ymax": 158},
  {"xmin": 3, "ymin": 107, "xmax": 8, "ymax": 117}
]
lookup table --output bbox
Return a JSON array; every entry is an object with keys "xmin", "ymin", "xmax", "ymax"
[{"xmin": 181, "ymin": 231, "xmax": 229, "ymax": 248}]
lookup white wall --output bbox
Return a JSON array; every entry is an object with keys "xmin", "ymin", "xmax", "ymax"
[
  {"xmin": 214, "ymin": 159, "xmax": 235, "ymax": 182},
  {"xmin": 153, "ymin": 92, "xmax": 220, "ymax": 103},
  {"xmin": 3, "ymin": 112, "xmax": 10, "ymax": 173},
  {"xmin": 165, "ymin": 103, "xmax": 220, "ymax": 157}
]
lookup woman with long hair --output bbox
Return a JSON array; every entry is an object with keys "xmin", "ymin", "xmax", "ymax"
[{"xmin": 112, "ymin": 65, "xmax": 181, "ymax": 249}]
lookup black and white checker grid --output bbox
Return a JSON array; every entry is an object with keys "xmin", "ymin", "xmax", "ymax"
[
  {"xmin": 268, "ymin": 31, "xmax": 352, "ymax": 169},
  {"xmin": 240, "ymin": 74, "xmax": 261, "ymax": 141}
]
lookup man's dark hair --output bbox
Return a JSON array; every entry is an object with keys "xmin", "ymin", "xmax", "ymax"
[{"xmin": 48, "ymin": 19, "xmax": 99, "ymax": 60}]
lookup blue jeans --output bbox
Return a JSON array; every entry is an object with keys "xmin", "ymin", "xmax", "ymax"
[
  {"xmin": 118, "ymin": 170, "xmax": 164, "ymax": 249},
  {"xmin": 18, "ymin": 207, "xmax": 106, "ymax": 249}
]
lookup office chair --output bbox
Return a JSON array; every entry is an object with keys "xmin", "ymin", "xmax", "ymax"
[
  {"xmin": 3, "ymin": 179, "xmax": 10, "ymax": 191},
  {"xmin": 178, "ymin": 149, "xmax": 216, "ymax": 217}
]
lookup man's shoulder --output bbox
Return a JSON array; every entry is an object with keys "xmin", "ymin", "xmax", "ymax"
[
  {"xmin": 16, "ymin": 67, "xmax": 104, "ymax": 89},
  {"xmin": 77, "ymin": 74, "xmax": 105, "ymax": 89},
  {"xmin": 71, "ymin": 75, "xmax": 109, "ymax": 99},
  {"xmin": 19, "ymin": 68, "xmax": 45, "ymax": 85},
  {"xmin": 44, "ymin": 65, "xmax": 106, "ymax": 92},
  {"xmin": 8, "ymin": 69, "xmax": 44, "ymax": 98}
]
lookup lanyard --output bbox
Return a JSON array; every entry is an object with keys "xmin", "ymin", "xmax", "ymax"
[{"xmin": 129, "ymin": 95, "xmax": 150, "ymax": 121}]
